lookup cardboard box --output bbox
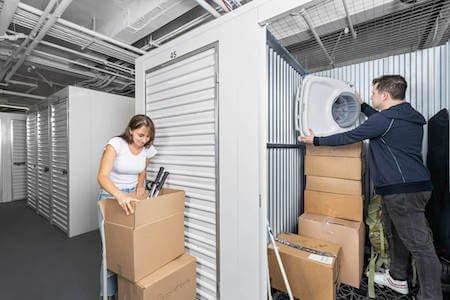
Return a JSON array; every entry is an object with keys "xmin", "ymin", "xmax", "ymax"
[
  {"xmin": 298, "ymin": 213, "xmax": 364, "ymax": 288},
  {"xmin": 306, "ymin": 143, "xmax": 362, "ymax": 158},
  {"xmin": 100, "ymin": 189, "xmax": 185, "ymax": 282},
  {"xmin": 305, "ymin": 156, "xmax": 362, "ymax": 180},
  {"xmin": 118, "ymin": 253, "xmax": 197, "ymax": 300},
  {"xmin": 268, "ymin": 232, "xmax": 340, "ymax": 300},
  {"xmin": 304, "ymin": 190, "xmax": 363, "ymax": 222},
  {"xmin": 306, "ymin": 176, "xmax": 362, "ymax": 196}
]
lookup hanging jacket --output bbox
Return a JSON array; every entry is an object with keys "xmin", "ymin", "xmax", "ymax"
[{"xmin": 314, "ymin": 102, "xmax": 433, "ymax": 195}]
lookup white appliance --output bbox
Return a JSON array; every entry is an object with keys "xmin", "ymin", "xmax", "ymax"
[{"xmin": 295, "ymin": 75, "xmax": 361, "ymax": 136}]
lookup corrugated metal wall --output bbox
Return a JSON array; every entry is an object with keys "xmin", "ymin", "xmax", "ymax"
[
  {"xmin": 267, "ymin": 33, "xmax": 305, "ymax": 237},
  {"xmin": 315, "ymin": 41, "xmax": 450, "ymax": 120}
]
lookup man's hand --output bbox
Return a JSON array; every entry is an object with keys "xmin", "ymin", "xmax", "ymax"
[
  {"xmin": 355, "ymin": 92, "xmax": 364, "ymax": 104},
  {"xmin": 298, "ymin": 129, "xmax": 315, "ymax": 144}
]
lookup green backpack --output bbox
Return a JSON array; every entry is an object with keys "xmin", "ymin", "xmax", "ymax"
[
  {"xmin": 365, "ymin": 195, "xmax": 390, "ymax": 298},
  {"xmin": 365, "ymin": 195, "xmax": 417, "ymax": 298}
]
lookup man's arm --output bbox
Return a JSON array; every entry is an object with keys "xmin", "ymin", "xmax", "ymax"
[
  {"xmin": 361, "ymin": 102, "xmax": 378, "ymax": 117},
  {"xmin": 313, "ymin": 114, "xmax": 390, "ymax": 146}
]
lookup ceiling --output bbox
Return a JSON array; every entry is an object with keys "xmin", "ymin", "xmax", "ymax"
[
  {"xmin": 1, "ymin": 0, "xmax": 448, "ymax": 112},
  {"xmin": 0, "ymin": 0, "xmax": 245, "ymax": 111},
  {"xmin": 268, "ymin": 0, "xmax": 450, "ymax": 72}
]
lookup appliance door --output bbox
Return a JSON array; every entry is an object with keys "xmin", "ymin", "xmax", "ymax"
[{"xmin": 295, "ymin": 75, "xmax": 360, "ymax": 136}]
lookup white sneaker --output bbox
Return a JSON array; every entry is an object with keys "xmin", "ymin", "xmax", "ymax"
[{"xmin": 374, "ymin": 270, "xmax": 409, "ymax": 295}]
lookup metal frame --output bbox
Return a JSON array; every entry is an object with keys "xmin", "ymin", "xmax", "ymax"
[{"xmin": 144, "ymin": 41, "xmax": 221, "ymax": 299}]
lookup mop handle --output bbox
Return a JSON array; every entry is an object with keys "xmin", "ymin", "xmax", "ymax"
[{"xmin": 267, "ymin": 223, "xmax": 294, "ymax": 300}]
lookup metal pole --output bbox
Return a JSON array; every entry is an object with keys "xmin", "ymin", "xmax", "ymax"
[
  {"xmin": 267, "ymin": 220, "xmax": 294, "ymax": 300},
  {"xmin": 342, "ymin": 0, "xmax": 357, "ymax": 39},
  {"xmin": 299, "ymin": 9, "xmax": 334, "ymax": 66}
]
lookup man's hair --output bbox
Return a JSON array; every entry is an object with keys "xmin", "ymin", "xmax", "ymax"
[{"xmin": 372, "ymin": 75, "xmax": 407, "ymax": 100}]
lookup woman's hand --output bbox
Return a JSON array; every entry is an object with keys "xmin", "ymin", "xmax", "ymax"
[{"xmin": 116, "ymin": 195, "xmax": 138, "ymax": 215}]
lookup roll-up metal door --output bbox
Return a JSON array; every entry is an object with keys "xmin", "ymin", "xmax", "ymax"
[
  {"xmin": 50, "ymin": 99, "xmax": 69, "ymax": 233},
  {"xmin": 37, "ymin": 107, "xmax": 51, "ymax": 219},
  {"xmin": 267, "ymin": 31, "xmax": 305, "ymax": 237},
  {"xmin": 26, "ymin": 113, "xmax": 38, "ymax": 209},
  {"xmin": 11, "ymin": 119, "xmax": 27, "ymax": 200},
  {"xmin": 145, "ymin": 45, "xmax": 219, "ymax": 300}
]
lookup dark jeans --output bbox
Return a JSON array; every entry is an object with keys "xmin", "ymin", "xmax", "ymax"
[{"xmin": 381, "ymin": 192, "xmax": 442, "ymax": 300}]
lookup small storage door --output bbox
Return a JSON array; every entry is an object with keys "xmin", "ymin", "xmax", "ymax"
[
  {"xmin": 50, "ymin": 99, "xmax": 69, "ymax": 233},
  {"xmin": 145, "ymin": 46, "xmax": 219, "ymax": 300},
  {"xmin": 26, "ymin": 113, "xmax": 38, "ymax": 209},
  {"xmin": 11, "ymin": 119, "xmax": 27, "ymax": 200},
  {"xmin": 37, "ymin": 107, "xmax": 51, "ymax": 219}
]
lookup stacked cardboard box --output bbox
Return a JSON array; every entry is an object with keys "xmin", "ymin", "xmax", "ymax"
[
  {"xmin": 268, "ymin": 233, "xmax": 341, "ymax": 300},
  {"xmin": 300, "ymin": 143, "xmax": 365, "ymax": 288},
  {"xmin": 99, "ymin": 189, "xmax": 197, "ymax": 300}
]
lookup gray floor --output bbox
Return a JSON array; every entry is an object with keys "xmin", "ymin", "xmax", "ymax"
[{"xmin": 0, "ymin": 200, "xmax": 101, "ymax": 300}]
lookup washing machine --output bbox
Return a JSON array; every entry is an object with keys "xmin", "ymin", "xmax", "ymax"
[{"xmin": 295, "ymin": 75, "xmax": 361, "ymax": 136}]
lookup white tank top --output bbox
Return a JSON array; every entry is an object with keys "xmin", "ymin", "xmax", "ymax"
[{"xmin": 107, "ymin": 137, "xmax": 157, "ymax": 189}]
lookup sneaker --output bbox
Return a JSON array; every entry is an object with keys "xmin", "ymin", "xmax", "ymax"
[{"xmin": 374, "ymin": 270, "xmax": 409, "ymax": 295}]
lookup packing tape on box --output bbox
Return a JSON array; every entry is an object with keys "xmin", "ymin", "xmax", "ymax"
[{"xmin": 275, "ymin": 237, "xmax": 336, "ymax": 258}]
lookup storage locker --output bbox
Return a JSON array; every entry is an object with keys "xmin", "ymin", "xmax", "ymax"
[{"xmin": 26, "ymin": 86, "xmax": 133, "ymax": 237}]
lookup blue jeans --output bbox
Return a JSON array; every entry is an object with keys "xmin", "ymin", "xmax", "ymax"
[{"xmin": 97, "ymin": 187, "xmax": 135, "ymax": 297}]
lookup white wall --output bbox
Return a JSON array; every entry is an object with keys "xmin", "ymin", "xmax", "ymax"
[
  {"xmin": 0, "ymin": 112, "xmax": 27, "ymax": 203},
  {"xmin": 68, "ymin": 86, "xmax": 133, "ymax": 237}
]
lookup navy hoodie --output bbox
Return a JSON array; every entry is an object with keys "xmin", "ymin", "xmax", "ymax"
[{"xmin": 314, "ymin": 102, "xmax": 432, "ymax": 195}]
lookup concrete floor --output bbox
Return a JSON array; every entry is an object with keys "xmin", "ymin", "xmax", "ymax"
[{"xmin": 0, "ymin": 200, "xmax": 101, "ymax": 300}]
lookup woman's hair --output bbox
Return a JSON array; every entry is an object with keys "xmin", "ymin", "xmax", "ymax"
[{"xmin": 118, "ymin": 114, "xmax": 155, "ymax": 148}]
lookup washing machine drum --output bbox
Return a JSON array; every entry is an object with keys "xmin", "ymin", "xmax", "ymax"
[{"xmin": 295, "ymin": 75, "xmax": 361, "ymax": 136}]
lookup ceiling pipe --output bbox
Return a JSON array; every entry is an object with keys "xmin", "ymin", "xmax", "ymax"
[
  {"xmin": 212, "ymin": 0, "xmax": 230, "ymax": 12},
  {"xmin": 5, "ymin": 0, "xmax": 74, "ymax": 82},
  {"xmin": 342, "ymin": 0, "xmax": 357, "ymax": 39},
  {"xmin": 0, "ymin": 104, "xmax": 30, "ymax": 111},
  {"xmin": 299, "ymin": 9, "xmax": 335, "ymax": 67},
  {"xmin": 193, "ymin": 0, "xmax": 221, "ymax": 18},
  {"xmin": 13, "ymin": 3, "xmax": 141, "ymax": 63},
  {"xmin": 17, "ymin": 2, "xmax": 147, "ymax": 56},
  {"xmin": 0, "ymin": 0, "xmax": 59, "ymax": 81},
  {"xmin": 2, "ymin": 79, "xmax": 38, "ymax": 89},
  {"xmin": 0, "ymin": 89, "xmax": 46, "ymax": 100},
  {"xmin": 0, "ymin": 0, "xmax": 20, "ymax": 36}
]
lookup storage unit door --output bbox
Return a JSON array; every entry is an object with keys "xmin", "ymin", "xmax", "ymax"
[
  {"xmin": 26, "ymin": 113, "xmax": 38, "ymax": 209},
  {"xmin": 37, "ymin": 108, "xmax": 51, "ymax": 219},
  {"xmin": 11, "ymin": 119, "xmax": 27, "ymax": 200},
  {"xmin": 50, "ymin": 100, "xmax": 69, "ymax": 233},
  {"xmin": 145, "ymin": 46, "xmax": 218, "ymax": 300}
]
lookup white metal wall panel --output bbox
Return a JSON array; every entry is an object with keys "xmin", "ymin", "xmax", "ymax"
[
  {"xmin": 267, "ymin": 41, "xmax": 305, "ymax": 237},
  {"xmin": 145, "ymin": 46, "xmax": 218, "ymax": 300},
  {"xmin": 11, "ymin": 119, "xmax": 27, "ymax": 200},
  {"xmin": 26, "ymin": 113, "xmax": 38, "ymax": 209},
  {"xmin": 37, "ymin": 108, "xmax": 51, "ymax": 219},
  {"xmin": 50, "ymin": 100, "xmax": 69, "ymax": 233},
  {"xmin": 314, "ymin": 40, "xmax": 450, "ymax": 121}
]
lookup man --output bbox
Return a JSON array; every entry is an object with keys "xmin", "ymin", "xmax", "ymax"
[{"xmin": 299, "ymin": 75, "xmax": 442, "ymax": 299}]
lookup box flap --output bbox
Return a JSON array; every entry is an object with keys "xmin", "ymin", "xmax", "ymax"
[
  {"xmin": 137, "ymin": 254, "xmax": 196, "ymax": 288},
  {"xmin": 306, "ymin": 142, "xmax": 362, "ymax": 157},
  {"xmin": 300, "ymin": 213, "xmax": 361, "ymax": 230},
  {"xmin": 103, "ymin": 189, "xmax": 185, "ymax": 228}
]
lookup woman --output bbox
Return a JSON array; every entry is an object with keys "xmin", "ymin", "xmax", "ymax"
[{"xmin": 97, "ymin": 114, "xmax": 157, "ymax": 299}]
